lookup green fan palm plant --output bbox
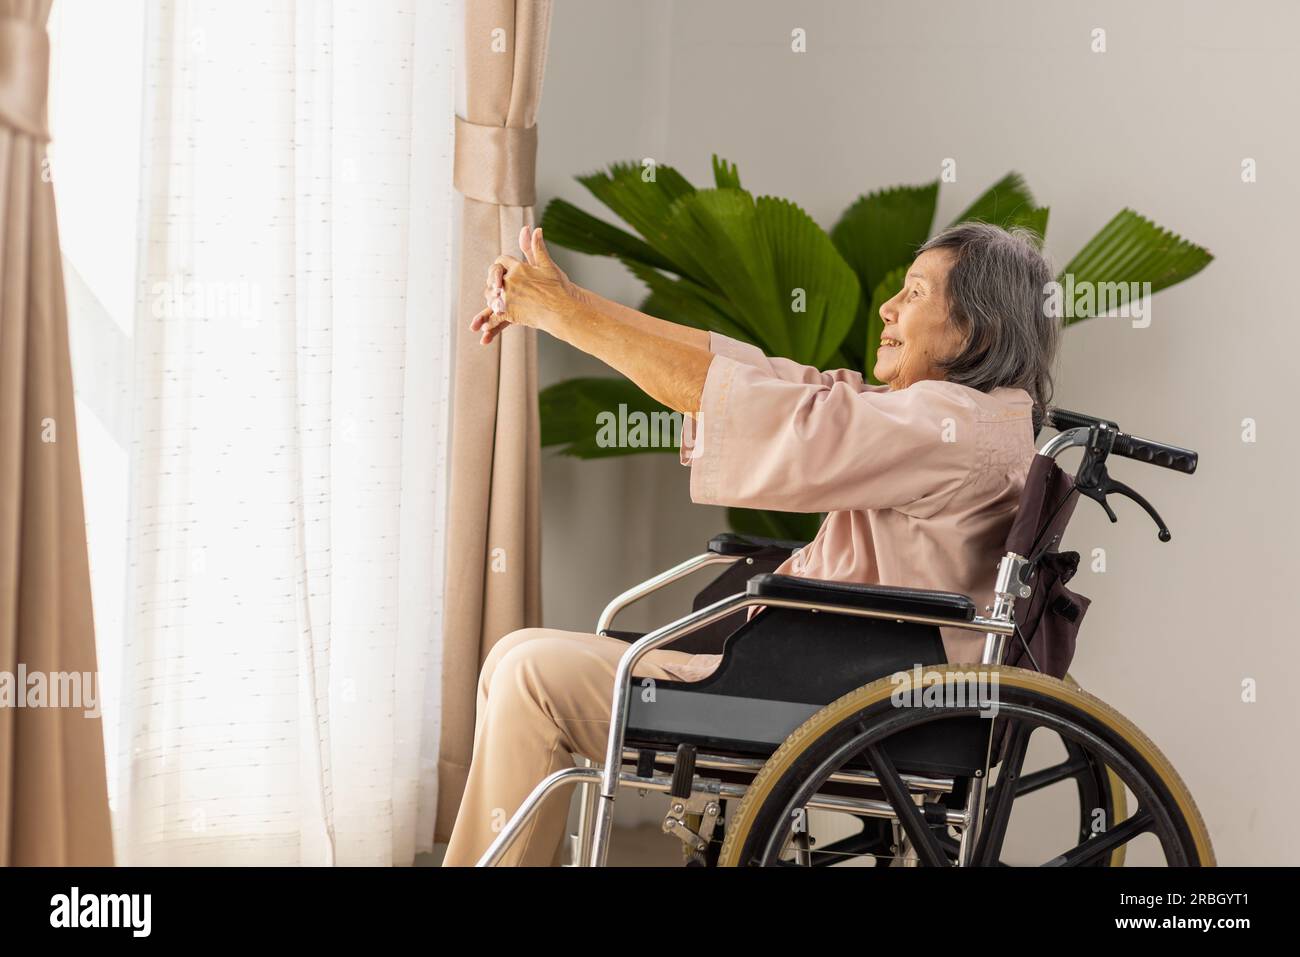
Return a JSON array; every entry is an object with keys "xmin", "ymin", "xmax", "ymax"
[{"xmin": 539, "ymin": 157, "xmax": 1211, "ymax": 540}]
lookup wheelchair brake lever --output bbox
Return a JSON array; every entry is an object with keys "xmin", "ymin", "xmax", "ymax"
[
  {"xmin": 1103, "ymin": 476, "xmax": 1173, "ymax": 543},
  {"xmin": 1077, "ymin": 482, "xmax": 1119, "ymax": 524},
  {"xmin": 1076, "ymin": 430, "xmax": 1173, "ymax": 543},
  {"xmin": 1078, "ymin": 473, "xmax": 1172, "ymax": 542}
]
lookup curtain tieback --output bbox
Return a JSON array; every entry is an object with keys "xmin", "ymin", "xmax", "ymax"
[
  {"xmin": 0, "ymin": 16, "xmax": 50, "ymax": 141},
  {"xmin": 453, "ymin": 115, "xmax": 537, "ymax": 207}
]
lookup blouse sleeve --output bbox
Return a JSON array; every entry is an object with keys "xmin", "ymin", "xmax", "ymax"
[
  {"xmin": 679, "ymin": 353, "xmax": 981, "ymax": 515},
  {"xmin": 708, "ymin": 332, "xmax": 879, "ymax": 392}
]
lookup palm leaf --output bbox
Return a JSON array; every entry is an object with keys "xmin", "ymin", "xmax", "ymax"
[
  {"xmin": 1057, "ymin": 209, "xmax": 1212, "ymax": 326},
  {"xmin": 758, "ymin": 196, "xmax": 861, "ymax": 366},
  {"xmin": 540, "ymin": 377, "xmax": 678, "ymax": 458},
  {"xmin": 712, "ymin": 154, "xmax": 742, "ymax": 189},
  {"xmin": 863, "ymin": 265, "xmax": 907, "ymax": 384},
  {"xmin": 831, "ymin": 181, "xmax": 939, "ymax": 367},
  {"xmin": 539, "ymin": 197, "xmax": 677, "ymax": 272},
  {"xmin": 576, "ymin": 161, "xmax": 708, "ymax": 283},
  {"xmin": 663, "ymin": 188, "xmax": 786, "ymax": 351},
  {"xmin": 665, "ymin": 189, "xmax": 859, "ymax": 365},
  {"xmin": 622, "ymin": 257, "xmax": 756, "ymax": 343},
  {"xmin": 949, "ymin": 171, "xmax": 1036, "ymax": 229},
  {"xmin": 1008, "ymin": 205, "xmax": 1050, "ymax": 247},
  {"xmin": 727, "ymin": 507, "xmax": 824, "ymax": 542}
]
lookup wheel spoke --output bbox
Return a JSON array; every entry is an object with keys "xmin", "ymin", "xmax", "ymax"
[
  {"xmin": 725, "ymin": 674, "xmax": 1204, "ymax": 868},
  {"xmin": 812, "ymin": 824, "xmax": 891, "ymax": 866},
  {"xmin": 1017, "ymin": 756, "xmax": 1089, "ymax": 796},
  {"xmin": 1043, "ymin": 808, "xmax": 1153, "ymax": 866},
  {"xmin": 862, "ymin": 742, "xmax": 949, "ymax": 867},
  {"xmin": 973, "ymin": 719, "xmax": 1032, "ymax": 866}
]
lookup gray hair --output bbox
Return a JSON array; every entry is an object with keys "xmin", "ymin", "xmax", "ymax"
[{"xmin": 915, "ymin": 222, "xmax": 1059, "ymax": 434}]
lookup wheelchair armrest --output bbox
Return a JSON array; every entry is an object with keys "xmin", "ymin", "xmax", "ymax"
[
  {"xmin": 707, "ymin": 532, "xmax": 808, "ymax": 558},
  {"xmin": 746, "ymin": 573, "xmax": 978, "ymax": 623},
  {"xmin": 597, "ymin": 536, "xmax": 807, "ymax": 637}
]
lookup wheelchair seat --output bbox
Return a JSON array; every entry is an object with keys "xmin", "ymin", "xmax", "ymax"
[{"xmin": 621, "ymin": 575, "xmax": 991, "ymax": 779}]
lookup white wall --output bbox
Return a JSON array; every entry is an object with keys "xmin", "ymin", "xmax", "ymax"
[{"xmin": 535, "ymin": 0, "xmax": 1298, "ymax": 864}]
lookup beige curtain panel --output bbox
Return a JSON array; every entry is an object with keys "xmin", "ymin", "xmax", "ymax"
[
  {"xmin": 435, "ymin": 0, "xmax": 552, "ymax": 842},
  {"xmin": 0, "ymin": 0, "xmax": 113, "ymax": 865}
]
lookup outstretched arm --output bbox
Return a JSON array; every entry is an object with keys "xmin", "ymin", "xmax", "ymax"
[
  {"xmin": 547, "ymin": 294, "xmax": 714, "ymax": 414},
  {"xmin": 581, "ymin": 287, "xmax": 709, "ymax": 351},
  {"xmin": 470, "ymin": 227, "xmax": 713, "ymax": 413}
]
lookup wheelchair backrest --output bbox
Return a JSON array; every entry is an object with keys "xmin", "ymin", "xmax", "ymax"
[
  {"xmin": 1001, "ymin": 453, "xmax": 1091, "ymax": 677},
  {"xmin": 678, "ymin": 543, "xmax": 794, "ymax": 655}
]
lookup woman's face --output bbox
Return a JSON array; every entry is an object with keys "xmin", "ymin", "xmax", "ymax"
[{"xmin": 873, "ymin": 247, "xmax": 968, "ymax": 389}]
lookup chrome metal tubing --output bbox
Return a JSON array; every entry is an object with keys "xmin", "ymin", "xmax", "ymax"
[
  {"xmin": 477, "ymin": 765, "xmax": 603, "ymax": 867},
  {"xmin": 588, "ymin": 591, "xmax": 1011, "ymax": 867},
  {"xmin": 572, "ymin": 756, "xmax": 600, "ymax": 866},
  {"xmin": 1039, "ymin": 426, "xmax": 1091, "ymax": 460},
  {"xmin": 622, "ymin": 748, "xmax": 955, "ymax": 795},
  {"xmin": 596, "ymin": 552, "xmax": 741, "ymax": 636},
  {"xmin": 612, "ymin": 768, "xmax": 965, "ymax": 827},
  {"xmin": 962, "ymin": 551, "xmax": 1027, "ymax": 866},
  {"xmin": 955, "ymin": 422, "xmax": 1098, "ymax": 863},
  {"xmin": 636, "ymin": 771, "xmax": 965, "ymax": 825},
  {"xmin": 581, "ymin": 551, "xmax": 741, "ymax": 864},
  {"xmin": 980, "ymin": 551, "xmax": 1027, "ymax": 666},
  {"xmin": 757, "ymin": 597, "xmax": 1015, "ymax": 636},
  {"xmin": 589, "ymin": 593, "xmax": 755, "ymax": 866},
  {"xmin": 480, "ymin": 763, "xmax": 968, "ymax": 866},
  {"xmin": 490, "ymin": 583, "xmax": 1014, "ymax": 866}
]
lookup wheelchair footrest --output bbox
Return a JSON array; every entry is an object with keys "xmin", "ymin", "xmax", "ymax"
[{"xmin": 670, "ymin": 744, "xmax": 697, "ymax": 799}]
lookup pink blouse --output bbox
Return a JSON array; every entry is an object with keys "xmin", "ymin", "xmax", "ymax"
[{"xmin": 679, "ymin": 332, "xmax": 1038, "ymax": 665}]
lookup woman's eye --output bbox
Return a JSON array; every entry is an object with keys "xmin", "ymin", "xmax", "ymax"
[{"xmin": 908, "ymin": 288, "xmax": 920, "ymax": 299}]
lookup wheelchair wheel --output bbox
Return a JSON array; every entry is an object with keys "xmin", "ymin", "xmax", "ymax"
[
  {"xmin": 844, "ymin": 726, "xmax": 1126, "ymax": 868},
  {"xmin": 841, "ymin": 674, "xmax": 1126, "ymax": 868},
  {"xmin": 1058, "ymin": 673, "xmax": 1128, "ymax": 867},
  {"xmin": 717, "ymin": 665, "xmax": 1213, "ymax": 867}
]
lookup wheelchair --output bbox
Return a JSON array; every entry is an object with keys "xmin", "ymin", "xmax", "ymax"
[{"xmin": 477, "ymin": 407, "xmax": 1215, "ymax": 867}]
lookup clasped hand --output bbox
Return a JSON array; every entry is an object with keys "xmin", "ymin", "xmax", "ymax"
[{"xmin": 471, "ymin": 226, "xmax": 578, "ymax": 345}]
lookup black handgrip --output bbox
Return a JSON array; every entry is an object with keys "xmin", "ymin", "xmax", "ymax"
[
  {"xmin": 1046, "ymin": 407, "xmax": 1118, "ymax": 432},
  {"xmin": 1047, "ymin": 407, "xmax": 1198, "ymax": 475},
  {"xmin": 1112, "ymin": 433, "xmax": 1198, "ymax": 475},
  {"xmin": 707, "ymin": 532, "xmax": 807, "ymax": 557}
]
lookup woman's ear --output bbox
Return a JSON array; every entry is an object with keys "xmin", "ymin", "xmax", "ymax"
[{"xmin": 946, "ymin": 318, "xmax": 974, "ymax": 361}]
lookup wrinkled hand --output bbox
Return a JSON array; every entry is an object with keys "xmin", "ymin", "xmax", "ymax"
[{"xmin": 470, "ymin": 226, "xmax": 577, "ymax": 345}]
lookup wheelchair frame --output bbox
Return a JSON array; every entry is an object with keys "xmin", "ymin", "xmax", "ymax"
[{"xmin": 473, "ymin": 424, "xmax": 1142, "ymax": 867}]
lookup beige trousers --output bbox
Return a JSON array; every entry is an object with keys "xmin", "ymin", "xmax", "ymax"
[{"xmin": 441, "ymin": 627, "xmax": 722, "ymax": 866}]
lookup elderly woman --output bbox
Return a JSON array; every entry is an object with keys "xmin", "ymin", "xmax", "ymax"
[{"xmin": 442, "ymin": 220, "xmax": 1058, "ymax": 866}]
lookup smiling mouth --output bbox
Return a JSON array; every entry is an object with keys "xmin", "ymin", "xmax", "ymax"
[{"xmin": 879, "ymin": 337, "xmax": 902, "ymax": 349}]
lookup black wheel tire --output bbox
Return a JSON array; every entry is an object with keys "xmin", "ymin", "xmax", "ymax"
[{"xmin": 718, "ymin": 665, "xmax": 1213, "ymax": 867}]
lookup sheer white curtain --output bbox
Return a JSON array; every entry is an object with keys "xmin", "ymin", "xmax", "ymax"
[{"xmin": 56, "ymin": 0, "xmax": 457, "ymax": 865}]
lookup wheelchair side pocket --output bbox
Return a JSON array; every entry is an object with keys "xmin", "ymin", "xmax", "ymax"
[{"xmin": 1005, "ymin": 550, "xmax": 1091, "ymax": 679}]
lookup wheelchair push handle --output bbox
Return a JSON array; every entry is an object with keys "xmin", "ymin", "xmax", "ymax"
[
  {"xmin": 1111, "ymin": 432, "xmax": 1198, "ymax": 475},
  {"xmin": 1045, "ymin": 406, "xmax": 1200, "ymax": 542},
  {"xmin": 1046, "ymin": 407, "xmax": 1198, "ymax": 475}
]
